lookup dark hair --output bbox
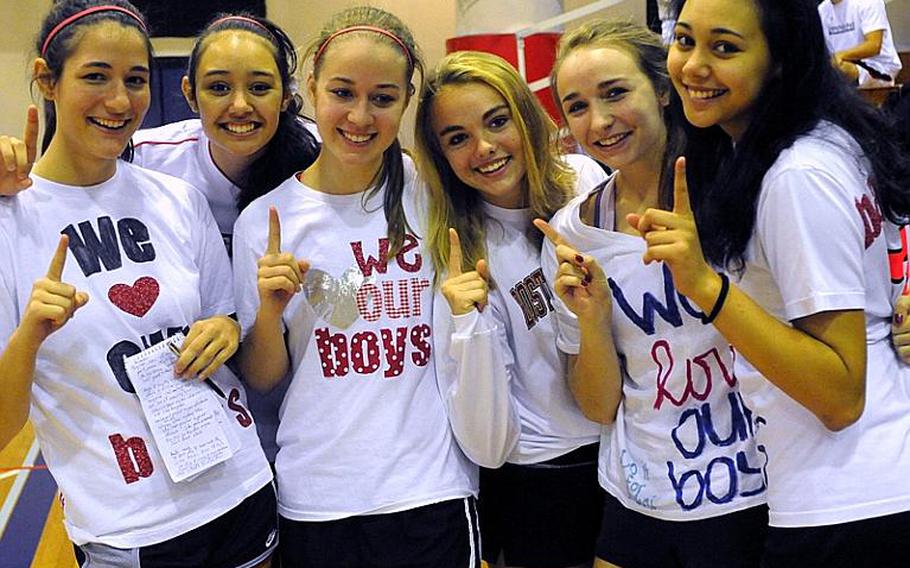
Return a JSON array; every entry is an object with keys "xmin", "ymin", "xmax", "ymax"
[
  {"xmin": 672, "ymin": 0, "xmax": 910, "ymax": 271},
  {"xmin": 35, "ymin": 0, "xmax": 152, "ymax": 154},
  {"xmin": 551, "ymin": 18, "xmax": 686, "ymax": 210},
  {"xmin": 186, "ymin": 12, "xmax": 320, "ymax": 211},
  {"xmin": 305, "ymin": 6, "xmax": 425, "ymax": 256}
]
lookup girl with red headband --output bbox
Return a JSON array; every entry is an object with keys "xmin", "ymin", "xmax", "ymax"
[
  {"xmin": 0, "ymin": 2, "xmax": 276, "ymax": 566},
  {"xmin": 232, "ymin": 6, "xmax": 479, "ymax": 567},
  {"xmin": 0, "ymin": 10, "xmax": 322, "ymax": 473}
]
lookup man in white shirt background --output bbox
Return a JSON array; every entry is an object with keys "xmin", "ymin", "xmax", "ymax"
[{"xmin": 818, "ymin": 0, "xmax": 903, "ymax": 87}]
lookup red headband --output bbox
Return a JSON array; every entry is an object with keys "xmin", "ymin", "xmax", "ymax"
[
  {"xmin": 208, "ymin": 15, "xmax": 273, "ymax": 39},
  {"xmin": 41, "ymin": 5, "xmax": 147, "ymax": 57},
  {"xmin": 313, "ymin": 25, "xmax": 412, "ymax": 68}
]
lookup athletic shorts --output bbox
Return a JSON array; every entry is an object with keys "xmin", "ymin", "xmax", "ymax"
[
  {"xmin": 597, "ymin": 491, "xmax": 767, "ymax": 568},
  {"xmin": 279, "ymin": 497, "xmax": 480, "ymax": 568},
  {"xmin": 762, "ymin": 510, "xmax": 910, "ymax": 568},
  {"xmin": 479, "ymin": 443, "xmax": 602, "ymax": 568},
  {"xmin": 75, "ymin": 481, "xmax": 278, "ymax": 568}
]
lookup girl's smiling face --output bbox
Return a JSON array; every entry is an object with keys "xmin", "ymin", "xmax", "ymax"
[
  {"xmin": 186, "ymin": 31, "xmax": 288, "ymax": 169},
  {"xmin": 41, "ymin": 21, "xmax": 150, "ymax": 167},
  {"xmin": 557, "ymin": 45, "xmax": 668, "ymax": 173},
  {"xmin": 307, "ymin": 36, "xmax": 410, "ymax": 173},
  {"xmin": 431, "ymin": 82, "xmax": 527, "ymax": 209},
  {"xmin": 668, "ymin": 0, "xmax": 774, "ymax": 141}
]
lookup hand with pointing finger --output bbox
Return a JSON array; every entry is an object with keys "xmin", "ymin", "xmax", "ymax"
[
  {"xmin": 21, "ymin": 235, "xmax": 89, "ymax": 344},
  {"xmin": 0, "ymin": 106, "xmax": 39, "ymax": 196},
  {"xmin": 257, "ymin": 206, "xmax": 309, "ymax": 319},
  {"xmin": 626, "ymin": 157, "xmax": 716, "ymax": 301},
  {"xmin": 441, "ymin": 228, "xmax": 490, "ymax": 316},
  {"xmin": 534, "ymin": 218, "xmax": 611, "ymax": 323}
]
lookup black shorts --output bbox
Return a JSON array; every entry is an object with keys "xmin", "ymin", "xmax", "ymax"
[
  {"xmin": 597, "ymin": 491, "xmax": 767, "ymax": 568},
  {"xmin": 279, "ymin": 497, "xmax": 480, "ymax": 568},
  {"xmin": 762, "ymin": 510, "xmax": 910, "ymax": 568},
  {"xmin": 479, "ymin": 443, "xmax": 603, "ymax": 568},
  {"xmin": 75, "ymin": 482, "xmax": 278, "ymax": 568}
]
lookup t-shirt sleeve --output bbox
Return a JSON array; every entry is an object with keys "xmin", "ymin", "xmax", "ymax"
[
  {"xmin": 756, "ymin": 165, "xmax": 866, "ymax": 321},
  {"xmin": 189, "ymin": 188, "xmax": 235, "ymax": 318},
  {"xmin": 859, "ymin": 0, "xmax": 889, "ymax": 36},
  {"xmin": 231, "ymin": 207, "xmax": 273, "ymax": 341},
  {"xmin": 566, "ymin": 154, "xmax": 610, "ymax": 198},
  {"xmin": 0, "ymin": 224, "xmax": 19, "ymax": 351},
  {"xmin": 433, "ymin": 290, "xmax": 520, "ymax": 468},
  {"xmin": 540, "ymin": 212, "xmax": 583, "ymax": 354}
]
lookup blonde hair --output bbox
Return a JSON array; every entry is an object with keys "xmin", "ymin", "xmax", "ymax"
[{"xmin": 414, "ymin": 50, "xmax": 575, "ymax": 279}]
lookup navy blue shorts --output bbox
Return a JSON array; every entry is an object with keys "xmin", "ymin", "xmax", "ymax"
[
  {"xmin": 762, "ymin": 510, "xmax": 910, "ymax": 568},
  {"xmin": 75, "ymin": 482, "xmax": 278, "ymax": 568},
  {"xmin": 597, "ymin": 491, "xmax": 767, "ymax": 567},
  {"xmin": 479, "ymin": 443, "xmax": 602, "ymax": 568},
  {"xmin": 278, "ymin": 497, "xmax": 480, "ymax": 568}
]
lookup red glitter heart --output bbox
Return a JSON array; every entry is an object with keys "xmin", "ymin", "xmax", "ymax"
[{"xmin": 108, "ymin": 277, "xmax": 160, "ymax": 317}]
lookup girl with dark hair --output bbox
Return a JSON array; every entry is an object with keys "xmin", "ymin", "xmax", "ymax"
[
  {"xmin": 132, "ymin": 12, "xmax": 320, "ymax": 241},
  {"xmin": 130, "ymin": 12, "xmax": 320, "ymax": 465},
  {"xmin": 541, "ymin": 18, "xmax": 767, "ymax": 568},
  {"xmin": 232, "ymin": 7, "xmax": 478, "ymax": 568},
  {"xmin": 631, "ymin": 0, "xmax": 910, "ymax": 565},
  {"xmin": 414, "ymin": 50, "xmax": 607, "ymax": 568},
  {"xmin": 0, "ymin": 12, "xmax": 321, "ymax": 466},
  {"xmin": 0, "ymin": 1, "xmax": 275, "ymax": 566}
]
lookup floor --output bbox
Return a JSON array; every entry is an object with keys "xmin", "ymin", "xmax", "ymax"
[
  {"xmin": 0, "ymin": 423, "xmax": 77, "ymax": 568},
  {"xmin": 1, "ymin": 425, "xmax": 493, "ymax": 568}
]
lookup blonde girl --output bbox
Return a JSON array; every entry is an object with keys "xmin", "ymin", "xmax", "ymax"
[{"xmin": 415, "ymin": 50, "xmax": 608, "ymax": 568}]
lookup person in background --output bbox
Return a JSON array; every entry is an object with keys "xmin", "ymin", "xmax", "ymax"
[{"xmin": 817, "ymin": 0, "xmax": 902, "ymax": 87}]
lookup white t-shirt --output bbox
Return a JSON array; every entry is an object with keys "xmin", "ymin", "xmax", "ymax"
[
  {"xmin": 132, "ymin": 120, "xmax": 240, "ymax": 245},
  {"xmin": 736, "ymin": 122, "xmax": 910, "ymax": 527},
  {"xmin": 0, "ymin": 162, "xmax": 272, "ymax": 548},
  {"xmin": 132, "ymin": 118, "xmax": 318, "ymax": 462},
  {"xmin": 818, "ymin": 0, "xmax": 902, "ymax": 84},
  {"xmin": 233, "ymin": 159, "xmax": 477, "ymax": 521},
  {"xmin": 543, "ymin": 173, "xmax": 767, "ymax": 521},
  {"xmin": 436, "ymin": 154, "xmax": 605, "ymax": 467}
]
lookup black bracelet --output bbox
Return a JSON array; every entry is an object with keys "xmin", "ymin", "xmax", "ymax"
[{"xmin": 702, "ymin": 273, "xmax": 730, "ymax": 325}]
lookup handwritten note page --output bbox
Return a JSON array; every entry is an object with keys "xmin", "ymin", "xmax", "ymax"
[{"xmin": 124, "ymin": 334, "xmax": 235, "ymax": 482}]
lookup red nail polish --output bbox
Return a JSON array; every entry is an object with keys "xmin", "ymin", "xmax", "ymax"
[
  {"xmin": 575, "ymin": 254, "xmax": 584, "ymax": 264},
  {"xmin": 897, "ymin": 313, "xmax": 905, "ymax": 326}
]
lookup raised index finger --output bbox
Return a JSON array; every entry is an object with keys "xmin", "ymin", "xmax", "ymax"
[
  {"xmin": 266, "ymin": 206, "xmax": 281, "ymax": 255},
  {"xmin": 448, "ymin": 228, "xmax": 463, "ymax": 277},
  {"xmin": 47, "ymin": 235, "xmax": 69, "ymax": 281},
  {"xmin": 672, "ymin": 157, "xmax": 692, "ymax": 216},
  {"xmin": 24, "ymin": 105, "xmax": 38, "ymax": 166},
  {"xmin": 533, "ymin": 218, "xmax": 568, "ymax": 247}
]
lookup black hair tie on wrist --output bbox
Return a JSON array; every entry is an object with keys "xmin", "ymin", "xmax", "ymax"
[{"xmin": 702, "ymin": 273, "xmax": 730, "ymax": 325}]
